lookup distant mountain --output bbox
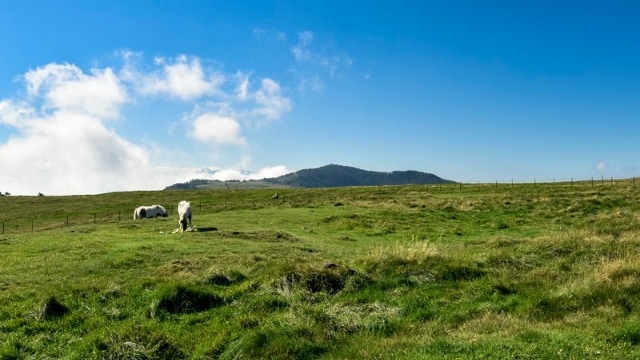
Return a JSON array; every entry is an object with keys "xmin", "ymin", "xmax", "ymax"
[
  {"xmin": 263, "ymin": 164, "xmax": 454, "ymax": 188},
  {"xmin": 164, "ymin": 179, "xmax": 291, "ymax": 190},
  {"xmin": 164, "ymin": 164, "xmax": 454, "ymax": 190}
]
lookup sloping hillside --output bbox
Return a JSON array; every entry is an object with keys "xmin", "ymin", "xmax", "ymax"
[
  {"xmin": 165, "ymin": 164, "xmax": 454, "ymax": 190},
  {"xmin": 263, "ymin": 164, "xmax": 454, "ymax": 188}
]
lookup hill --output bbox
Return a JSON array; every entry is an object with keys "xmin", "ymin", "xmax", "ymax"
[
  {"xmin": 3, "ymin": 180, "xmax": 640, "ymax": 358},
  {"xmin": 165, "ymin": 164, "xmax": 454, "ymax": 190},
  {"xmin": 264, "ymin": 164, "xmax": 454, "ymax": 188}
]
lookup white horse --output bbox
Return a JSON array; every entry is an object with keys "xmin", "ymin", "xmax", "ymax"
[
  {"xmin": 178, "ymin": 200, "xmax": 193, "ymax": 232},
  {"xmin": 133, "ymin": 205, "xmax": 168, "ymax": 219}
]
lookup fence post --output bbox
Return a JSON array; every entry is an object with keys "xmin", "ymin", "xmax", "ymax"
[
  {"xmin": 32, "ymin": 219, "xmax": 34, "ymax": 232},
  {"xmin": 119, "ymin": 210, "xmax": 121, "ymax": 221},
  {"xmin": 591, "ymin": 177, "xmax": 594, "ymax": 187},
  {"xmin": 1, "ymin": 222, "xmax": 3, "ymax": 234},
  {"xmin": 66, "ymin": 216, "xmax": 69, "ymax": 227}
]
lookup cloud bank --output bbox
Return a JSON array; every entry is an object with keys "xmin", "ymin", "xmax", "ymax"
[
  {"xmin": 0, "ymin": 30, "xmax": 351, "ymax": 195},
  {"xmin": 0, "ymin": 53, "xmax": 292, "ymax": 195}
]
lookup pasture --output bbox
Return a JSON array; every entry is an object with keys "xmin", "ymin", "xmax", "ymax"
[{"xmin": 2, "ymin": 181, "xmax": 640, "ymax": 359}]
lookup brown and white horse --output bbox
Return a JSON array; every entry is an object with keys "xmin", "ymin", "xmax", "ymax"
[{"xmin": 133, "ymin": 205, "xmax": 168, "ymax": 219}]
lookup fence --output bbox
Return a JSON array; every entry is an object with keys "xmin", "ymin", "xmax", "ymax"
[{"xmin": 1, "ymin": 176, "xmax": 638, "ymax": 234}]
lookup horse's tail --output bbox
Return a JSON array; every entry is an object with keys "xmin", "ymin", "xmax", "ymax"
[{"xmin": 133, "ymin": 208, "xmax": 139, "ymax": 219}]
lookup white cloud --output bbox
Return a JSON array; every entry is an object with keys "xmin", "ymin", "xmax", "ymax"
[
  {"xmin": 129, "ymin": 164, "xmax": 292, "ymax": 188},
  {"xmin": 194, "ymin": 165, "xmax": 291, "ymax": 181},
  {"xmin": 251, "ymin": 78, "xmax": 292, "ymax": 122},
  {"xmin": 322, "ymin": 54, "xmax": 354, "ymax": 77},
  {"xmin": 596, "ymin": 161, "xmax": 608, "ymax": 172},
  {"xmin": 0, "ymin": 50, "xmax": 296, "ymax": 195},
  {"xmin": 24, "ymin": 63, "xmax": 128, "ymax": 119},
  {"xmin": 0, "ymin": 111, "xmax": 152, "ymax": 195},
  {"xmin": 254, "ymin": 165, "xmax": 291, "ymax": 179},
  {"xmin": 252, "ymin": 27, "xmax": 287, "ymax": 43},
  {"xmin": 292, "ymin": 31, "xmax": 314, "ymax": 61},
  {"xmin": 235, "ymin": 71, "xmax": 250, "ymax": 101},
  {"xmin": 187, "ymin": 113, "xmax": 247, "ymax": 146},
  {"xmin": 289, "ymin": 70, "xmax": 324, "ymax": 94},
  {"xmin": 187, "ymin": 75, "xmax": 292, "ymax": 132},
  {"xmin": 138, "ymin": 55, "xmax": 224, "ymax": 100},
  {"xmin": 0, "ymin": 63, "xmax": 151, "ymax": 195},
  {"xmin": 0, "ymin": 100, "xmax": 34, "ymax": 127},
  {"xmin": 291, "ymin": 30, "xmax": 352, "ymax": 77}
]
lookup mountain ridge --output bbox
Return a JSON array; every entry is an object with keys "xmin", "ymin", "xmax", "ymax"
[{"xmin": 164, "ymin": 164, "xmax": 455, "ymax": 190}]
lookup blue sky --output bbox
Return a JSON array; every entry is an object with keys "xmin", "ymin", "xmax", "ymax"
[{"xmin": 1, "ymin": 1, "xmax": 639, "ymax": 194}]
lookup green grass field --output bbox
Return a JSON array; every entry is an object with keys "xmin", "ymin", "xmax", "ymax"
[{"xmin": 2, "ymin": 181, "xmax": 640, "ymax": 359}]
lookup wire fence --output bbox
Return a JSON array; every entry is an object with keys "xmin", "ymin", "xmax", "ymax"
[{"xmin": 1, "ymin": 176, "xmax": 638, "ymax": 234}]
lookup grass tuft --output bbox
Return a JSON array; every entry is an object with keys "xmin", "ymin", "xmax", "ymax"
[
  {"xmin": 153, "ymin": 285, "xmax": 226, "ymax": 315},
  {"xmin": 95, "ymin": 325, "xmax": 186, "ymax": 360},
  {"xmin": 38, "ymin": 296, "xmax": 69, "ymax": 320}
]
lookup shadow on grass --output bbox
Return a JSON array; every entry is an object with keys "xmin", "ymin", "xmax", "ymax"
[{"xmin": 197, "ymin": 227, "xmax": 218, "ymax": 232}]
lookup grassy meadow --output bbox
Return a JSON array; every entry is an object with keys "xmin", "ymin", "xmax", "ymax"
[{"xmin": 2, "ymin": 181, "xmax": 640, "ymax": 359}]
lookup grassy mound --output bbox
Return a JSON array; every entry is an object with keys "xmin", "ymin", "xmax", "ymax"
[{"xmin": 153, "ymin": 285, "xmax": 226, "ymax": 315}]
